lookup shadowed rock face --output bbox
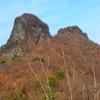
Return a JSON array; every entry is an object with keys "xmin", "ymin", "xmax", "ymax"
[
  {"xmin": 57, "ymin": 26, "xmax": 88, "ymax": 39},
  {"xmin": 7, "ymin": 13, "xmax": 51, "ymax": 44}
]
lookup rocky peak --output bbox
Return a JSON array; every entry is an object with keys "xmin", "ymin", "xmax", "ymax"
[
  {"xmin": 57, "ymin": 26, "xmax": 88, "ymax": 39},
  {"xmin": 7, "ymin": 13, "xmax": 51, "ymax": 44}
]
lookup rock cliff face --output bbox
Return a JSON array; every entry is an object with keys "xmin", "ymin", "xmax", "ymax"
[
  {"xmin": 0, "ymin": 13, "xmax": 51, "ymax": 59},
  {"xmin": 7, "ymin": 13, "xmax": 51, "ymax": 44},
  {"xmin": 57, "ymin": 26, "xmax": 88, "ymax": 39}
]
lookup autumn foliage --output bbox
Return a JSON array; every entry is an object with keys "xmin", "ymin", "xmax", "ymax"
[
  {"xmin": 0, "ymin": 75, "xmax": 6, "ymax": 85},
  {"xmin": 0, "ymin": 30, "xmax": 100, "ymax": 100}
]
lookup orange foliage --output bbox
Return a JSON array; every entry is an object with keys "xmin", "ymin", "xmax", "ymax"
[
  {"xmin": 0, "ymin": 27, "xmax": 100, "ymax": 99},
  {"xmin": 0, "ymin": 75, "xmax": 6, "ymax": 84}
]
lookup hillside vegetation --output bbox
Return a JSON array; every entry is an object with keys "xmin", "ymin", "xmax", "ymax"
[{"xmin": 0, "ymin": 13, "xmax": 100, "ymax": 100}]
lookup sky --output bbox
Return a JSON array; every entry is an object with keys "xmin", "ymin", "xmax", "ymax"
[{"xmin": 0, "ymin": 0, "xmax": 100, "ymax": 46}]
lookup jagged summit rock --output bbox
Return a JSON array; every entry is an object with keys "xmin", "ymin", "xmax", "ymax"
[
  {"xmin": 0, "ymin": 13, "xmax": 90, "ymax": 60},
  {"xmin": 57, "ymin": 26, "xmax": 88, "ymax": 39},
  {"xmin": 7, "ymin": 13, "xmax": 51, "ymax": 44}
]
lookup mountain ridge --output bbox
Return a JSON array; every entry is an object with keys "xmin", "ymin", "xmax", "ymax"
[{"xmin": 0, "ymin": 13, "xmax": 100, "ymax": 100}]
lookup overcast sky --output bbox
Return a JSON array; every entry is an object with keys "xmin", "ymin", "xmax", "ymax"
[{"xmin": 0, "ymin": 0, "xmax": 100, "ymax": 46}]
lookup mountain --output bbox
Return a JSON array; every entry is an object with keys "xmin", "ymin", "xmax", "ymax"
[
  {"xmin": 7, "ymin": 13, "xmax": 50, "ymax": 44},
  {"xmin": 0, "ymin": 13, "xmax": 51, "ymax": 60},
  {"xmin": 57, "ymin": 26, "xmax": 88, "ymax": 38},
  {"xmin": 0, "ymin": 13, "xmax": 100, "ymax": 100}
]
